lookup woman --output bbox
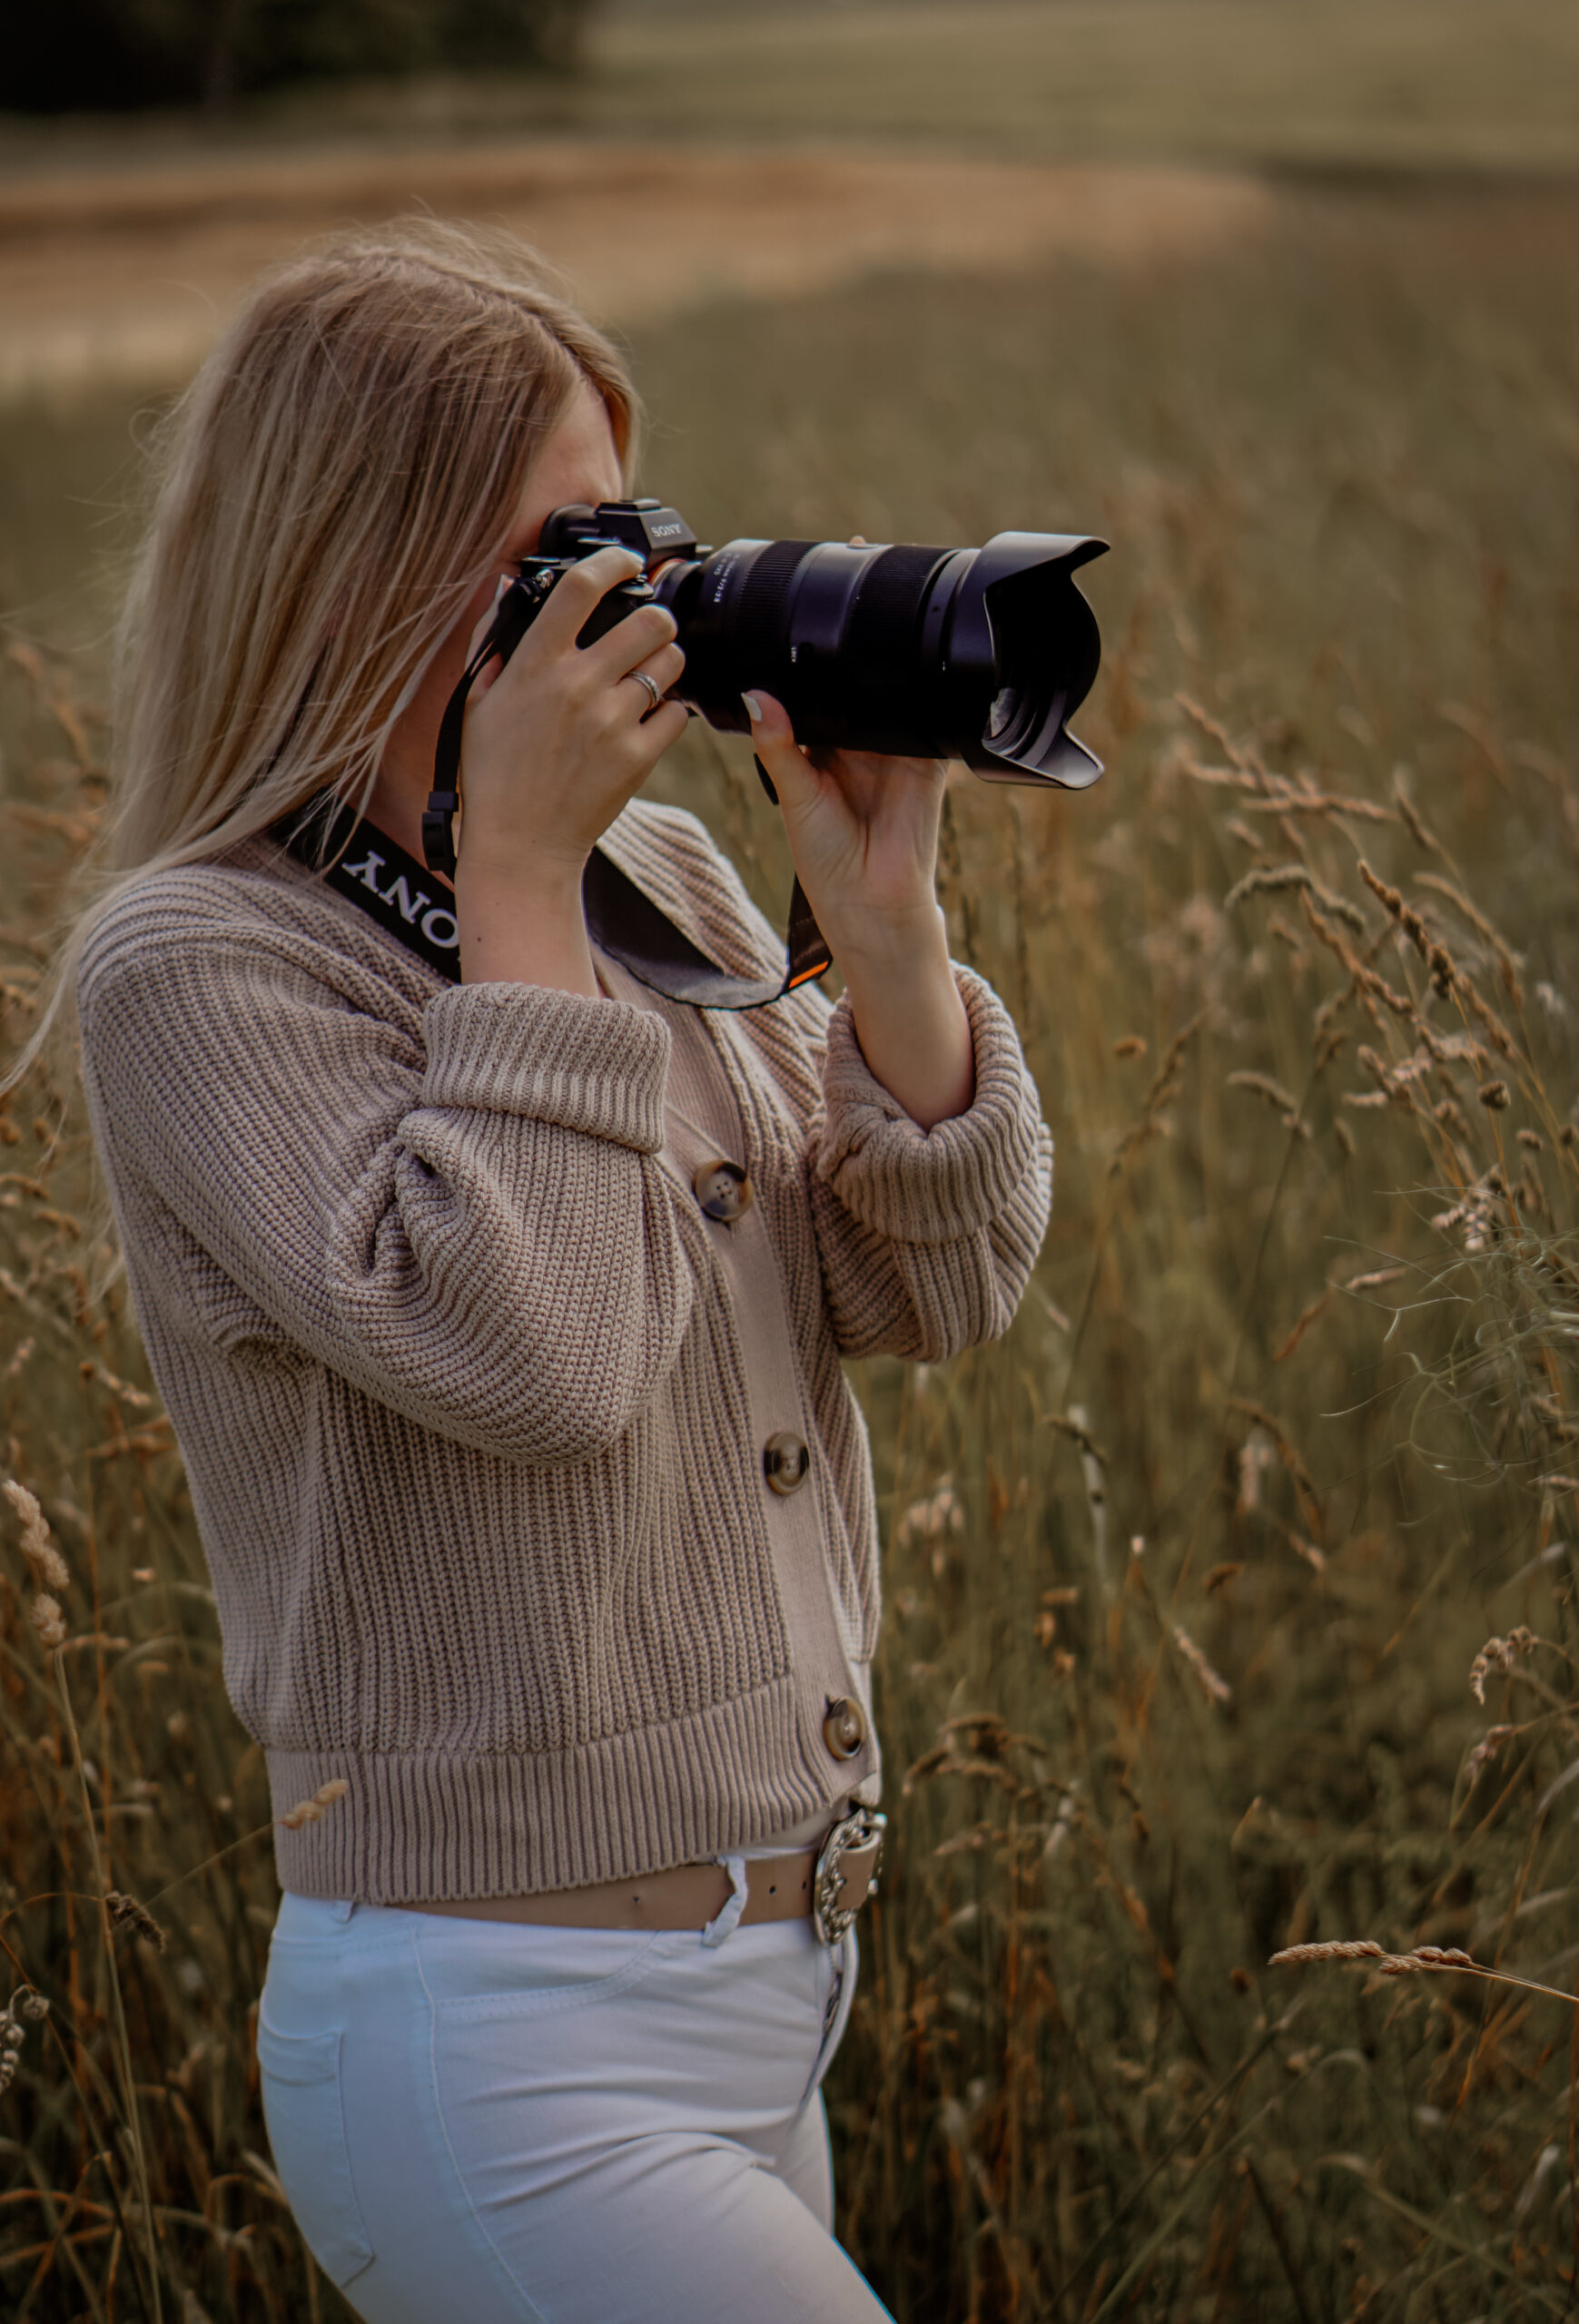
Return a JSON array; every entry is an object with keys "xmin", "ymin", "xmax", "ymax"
[{"xmin": 72, "ymin": 221, "xmax": 1052, "ymax": 2322}]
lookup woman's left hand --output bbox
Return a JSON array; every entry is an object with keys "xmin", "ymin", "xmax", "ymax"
[
  {"xmin": 744, "ymin": 691, "xmax": 945, "ymax": 956},
  {"xmin": 745, "ymin": 690, "xmax": 975, "ymax": 1130}
]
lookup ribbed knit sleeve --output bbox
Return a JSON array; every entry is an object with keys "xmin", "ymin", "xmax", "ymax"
[
  {"xmin": 804, "ymin": 966, "xmax": 1053, "ymax": 1361},
  {"xmin": 422, "ymin": 982, "xmax": 668, "ymax": 1147},
  {"xmin": 79, "ymin": 922, "xmax": 698, "ymax": 1464}
]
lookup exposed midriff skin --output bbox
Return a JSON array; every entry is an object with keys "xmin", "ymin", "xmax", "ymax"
[{"xmin": 370, "ymin": 379, "xmax": 973, "ymax": 1131}]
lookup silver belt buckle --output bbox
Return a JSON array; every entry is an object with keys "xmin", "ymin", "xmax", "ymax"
[{"xmin": 812, "ymin": 1806, "xmax": 887, "ymax": 1945}]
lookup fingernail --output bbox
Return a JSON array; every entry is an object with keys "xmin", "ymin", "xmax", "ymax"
[{"xmin": 742, "ymin": 694, "xmax": 762, "ymax": 724}]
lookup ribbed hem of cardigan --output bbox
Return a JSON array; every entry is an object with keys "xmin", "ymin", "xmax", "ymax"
[
  {"xmin": 266, "ymin": 1677, "xmax": 877, "ymax": 1904},
  {"xmin": 421, "ymin": 982, "xmax": 670, "ymax": 1153},
  {"xmin": 812, "ymin": 965, "xmax": 1043, "ymax": 1245}
]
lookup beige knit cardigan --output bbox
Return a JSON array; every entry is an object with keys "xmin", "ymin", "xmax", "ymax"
[{"xmin": 77, "ymin": 799, "xmax": 1051, "ymax": 1902}]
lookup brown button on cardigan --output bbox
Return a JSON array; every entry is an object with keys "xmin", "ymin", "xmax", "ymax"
[{"xmin": 77, "ymin": 798, "xmax": 1052, "ymax": 1903}]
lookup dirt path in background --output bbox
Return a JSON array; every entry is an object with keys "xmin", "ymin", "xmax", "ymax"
[{"xmin": 0, "ymin": 142, "xmax": 1270, "ymax": 399}]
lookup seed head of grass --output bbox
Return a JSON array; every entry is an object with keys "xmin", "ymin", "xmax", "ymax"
[
  {"xmin": 1273, "ymin": 1940, "xmax": 1474, "ymax": 1974},
  {"xmin": 1469, "ymin": 1626, "xmax": 1538, "ymax": 1704},
  {"xmin": 29, "ymin": 1593, "xmax": 65, "ymax": 1650},
  {"xmin": 895, "ymin": 1479, "xmax": 963, "ymax": 1551},
  {"xmin": 1465, "ymin": 1724, "xmax": 1516, "ymax": 1793},
  {"xmin": 1415, "ymin": 872, "xmax": 1525, "ymax": 1008},
  {"xmin": 1227, "ymin": 1070, "xmax": 1308, "ymax": 1136},
  {"xmin": 1173, "ymin": 1624, "xmax": 1232, "ymax": 1705},
  {"xmin": 1357, "ymin": 859, "xmax": 1433, "ymax": 960},
  {"xmin": 105, "ymin": 1889, "xmax": 166, "ymax": 1952},
  {"xmin": 1225, "ymin": 862, "xmax": 1367, "ymax": 933},
  {"xmin": 4, "ymin": 1475, "xmax": 69, "ymax": 1592},
  {"xmin": 277, "ymin": 1777, "xmax": 350, "ymax": 1831},
  {"xmin": 1270, "ymin": 1939, "xmax": 1579, "ymax": 2015},
  {"xmin": 0, "ymin": 1986, "xmax": 51, "ymax": 2096}
]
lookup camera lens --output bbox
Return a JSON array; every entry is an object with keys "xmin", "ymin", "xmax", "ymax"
[{"xmin": 652, "ymin": 530, "xmax": 1106, "ymax": 788}]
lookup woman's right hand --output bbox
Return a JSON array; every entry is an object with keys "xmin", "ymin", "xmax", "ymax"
[{"xmin": 453, "ymin": 547, "xmax": 689, "ymax": 993}]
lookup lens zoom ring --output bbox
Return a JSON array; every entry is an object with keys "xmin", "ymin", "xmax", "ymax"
[
  {"xmin": 842, "ymin": 544, "xmax": 952, "ymax": 730},
  {"xmin": 732, "ymin": 539, "xmax": 814, "ymax": 673},
  {"xmin": 846, "ymin": 544, "xmax": 952, "ymax": 676}
]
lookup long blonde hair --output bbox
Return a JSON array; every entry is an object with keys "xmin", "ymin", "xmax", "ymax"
[{"xmin": 18, "ymin": 217, "xmax": 637, "ymax": 1078}]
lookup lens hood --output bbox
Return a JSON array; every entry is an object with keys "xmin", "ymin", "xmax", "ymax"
[{"xmin": 945, "ymin": 533, "xmax": 1107, "ymax": 788}]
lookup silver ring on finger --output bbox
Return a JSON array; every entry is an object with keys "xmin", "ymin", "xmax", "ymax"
[{"xmin": 626, "ymin": 669, "xmax": 663, "ymax": 714}]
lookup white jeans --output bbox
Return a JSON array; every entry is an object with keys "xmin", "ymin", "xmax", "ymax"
[{"xmin": 258, "ymin": 1892, "xmax": 893, "ymax": 2323}]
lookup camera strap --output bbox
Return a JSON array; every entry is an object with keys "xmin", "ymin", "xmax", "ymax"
[
  {"xmin": 279, "ymin": 790, "xmax": 833, "ymax": 1011},
  {"xmin": 406, "ymin": 616, "xmax": 832, "ymax": 1009}
]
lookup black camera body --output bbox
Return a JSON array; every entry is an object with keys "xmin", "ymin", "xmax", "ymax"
[{"xmin": 501, "ymin": 497, "xmax": 1105, "ymax": 785}]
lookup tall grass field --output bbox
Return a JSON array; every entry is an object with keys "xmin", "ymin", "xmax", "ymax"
[{"xmin": 4, "ymin": 172, "xmax": 1579, "ymax": 2319}]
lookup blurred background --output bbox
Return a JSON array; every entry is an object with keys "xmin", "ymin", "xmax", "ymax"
[{"xmin": 5, "ymin": 6, "xmax": 1579, "ymax": 2320}]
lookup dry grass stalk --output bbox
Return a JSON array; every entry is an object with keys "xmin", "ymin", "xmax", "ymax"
[
  {"xmin": 1391, "ymin": 771, "xmax": 1442, "ymax": 852},
  {"xmin": 1431, "ymin": 1168, "xmax": 1512, "ymax": 1252},
  {"xmin": 0, "ymin": 1986, "xmax": 51, "ymax": 2096},
  {"xmin": 1183, "ymin": 758, "xmax": 1261, "ymax": 793},
  {"xmin": 1271, "ymin": 1940, "xmax": 1579, "ymax": 2011},
  {"xmin": 29, "ymin": 1591, "xmax": 66, "ymax": 1649},
  {"xmin": 1415, "ymin": 872, "xmax": 1525, "ymax": 1006},
  {"xmin": 277, "ymin": 1777, "xmax": 350, "ymax": 1832},
  {"xmin": 1462, "ymin": 980, "xmax": 1518, "ymax": 1059},
  {"xmin": 4, "ymin": 1474, "xmax": 69, "ymax": 1593},
  {"xmin": 1272, "ymin": 1290, "xmax": 1331, "ymax": 1364},
  {"xmin": 1044, "ymin": 1413, "xmax": 1108, "ymax": 1464},
  {"xmin": 1246, "ymin": 790, "xmax": 1393, "ymax": 823},
  {"xmin": 1227, "ymin": 1399, "xmax": 1324, "ymax": 1538},
  {"xmin": 1226, "ymin": 862, "xmax": 1367, "ymax": 933},
  {"xmin": 105, "ymin": 1888, "xmax": 167, "ymax": 1952},
  {"xmin": 5, "ymin": 1472, "xmax": 71, "ymax": 1649},
  {"xmin": 1176, "ymin": 693, "xmax": 1257, "ymax": 773},
  {"xmin": 1354, "ymin": 1043, "xmax": 1436, "ymax": 1110},
  {"xmin": 1357, "ymin": 859, "xmax": 1433, "ymax": 960},
  {"xmin": 1375, "ymin": 891, "xmax": 1462, "ymax": 1007},
  {"xmin": 1298, "ymin": 888, "xmax": 1415, "ymax": 1019},
  {"xmin": 1227, "ymin": 1070, "xmax": 1308, "ymax": 1137},
  {"xmin": 79, "ymin": 1356, "xmax": 153, "ymax": 1408},
  {"xmin": 1464, "ymin": 1724, "xmax": 1516, "ymax": 1793},
  {"xmin": 1469, "ymin": 1626, "xmax": 1538, "ymax": 1705},
  {"xmin": 1063, "ymin": 1401, "xmax": 1110, "ymax": 1587},
  {"xmin": 1173, "ymin": 1625, "xmax": 1231, "ymax": 1705},
  {"xmin": 894, "ymin": 1478, "xmax": 964, "ymax": 1553},
  {"xmin": 1237, "ymin": 1426, "xmax": 1277, "ymax": 1512},
  {"xmin": 1107, "ymin": 1013, "xmax": 1204, "ymax": 1181}
]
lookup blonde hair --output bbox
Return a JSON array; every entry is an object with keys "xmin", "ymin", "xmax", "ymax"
[{"xmin": 17, "ymin": 217, "xmax": 637, "ymax": 1079}]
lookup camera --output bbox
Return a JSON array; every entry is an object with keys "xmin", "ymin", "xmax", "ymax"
[{"xmin": 423, "ymin": 497, "xmax": 1107, "ymax": 878}]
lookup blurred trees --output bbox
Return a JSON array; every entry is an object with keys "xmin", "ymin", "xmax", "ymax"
[{"xmin": 2, "ymin": 0, "xmax": 597, "ymax": 114}]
